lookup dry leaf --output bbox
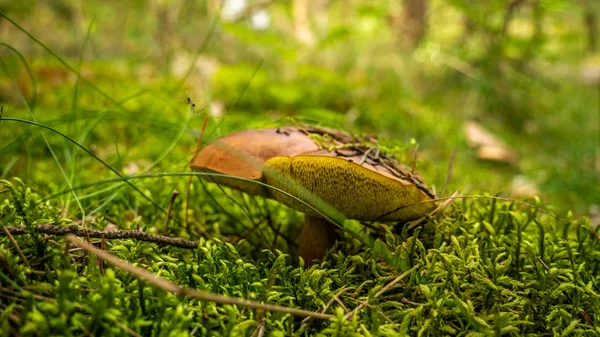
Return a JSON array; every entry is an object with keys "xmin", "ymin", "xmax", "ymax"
[{"xmin": 464, "ymin": 121, "xmax": 518, "ymax": 165}]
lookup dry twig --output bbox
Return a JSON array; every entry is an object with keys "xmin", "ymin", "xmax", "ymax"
[
  {"xmin": 301, "ymin": 287, "xmax": 354, "ymax": 327},
  {"xmin": 2, "ymin": 226, "xmax": 29, "ymax": 266},
  {"xmin": 440, "ymin": 147, "xmax": 457, "ymax": 197},
  {"xmin": 164, "ymin": 189, "xmax": 180, "ymax": 235},
  {"xmin": 1, "ymin": 224, "xmax": 199, "ymax": 249},
  {"xmin": 344, "ymin": 265, "xmax": 419, "ymax": 320}
]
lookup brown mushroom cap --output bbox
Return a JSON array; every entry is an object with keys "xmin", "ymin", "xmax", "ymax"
[
  {"xmin": 190, "ymin": 126, "xmax": 436, "ymax": 222},
  {"xmin": 190, "ymin": 127, "xmax": 320, "ymax": 196}
]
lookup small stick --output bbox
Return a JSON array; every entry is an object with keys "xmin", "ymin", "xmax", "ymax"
[
  {"xmin": 2, "ymin": 224, "xmax": 199, "ymax": 249},
  {"xmin": 349, "ymin": 299, "xmax": 395, "ymax": 325},
  {"xmin": 185, "ymin": 95, "xmax": 209, "ymax": 234},
  {"xmin": 359, "ymin": 148, "xmax": 373, "ymax": 165},
  {"xmin": 440, "ymin": 147, "xmax": 457, "ymax": 197},
  {"xmin": 99, "ymin": 234, "xmax": 105, "ymax": 275},
  {"xmin": 344, "ymin": 265, "xmax": 419, "ymax": 320},
  {"xmin": 536, "ymin": 256, "xmax": 550, "ymax": 272},
  {"xmin": 301, "ymin": 287, "xmax": 354, "ymax": 327},
  {"xmin": 333, "ymin": 294, "xmax": 349, "ymax": 313},
  {"xmin": 114, "ymin": 320, "xmax": 143, "ymax": 337},
  {"xmin": 580, "ymin": 308, "xmax": 593, "ymax": 325},
  {"xmin": 164, "ymin": 190, "xmax": 180, "ymax": 236},
  {"xmin": 374, "ymin": 146, "xmax": 380, "ymax": 160},
  {"xmin": 251, "ymin": 319, "xmax": 266, "ymax": 337},
  {"xmin": 1, "ymin": 226, "xmax": 29, "ymax": 267},
  {"xmin": 85, "ymin": 229, "xmax": 92, "ymax": 245},
  {"xmin": 63, "ymin": 239, "xmax": 70, "ymax": 258},
  {"xmin": 66, "ymin": 235, "xmax": 333, "ymax": 320},
  {"xmin": 400, "ymin": 297, "xmax": 421, "ymax": 307},
  {"xmin": 410, "ymin": 144, "xmax": 419, "ymax": 173}
]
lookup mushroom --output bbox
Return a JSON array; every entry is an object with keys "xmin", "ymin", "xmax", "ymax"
[{"xmin": 190, "ymin": 126, "xmax": 436, "ymax": 266}]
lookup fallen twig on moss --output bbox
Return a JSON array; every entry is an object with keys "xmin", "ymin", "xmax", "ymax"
[
  {"xmin": 0, "ymin": 224, "xmax": 199, "ymax": 249},
  {"xmin": 2, "ymin": 226, "xmax": 29, "ymax": 266},
  {"xmin": 344, "ymin": 264, "xmax": 420, "ymax": 320},
  {"xmin": 66, "ymin": 235, "xmax": 334, "ymax": 320}
]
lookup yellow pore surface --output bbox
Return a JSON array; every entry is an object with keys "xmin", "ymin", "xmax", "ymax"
[{"xmin": 262, "ymin": 155, "xmax": 435, "ymax": 222}]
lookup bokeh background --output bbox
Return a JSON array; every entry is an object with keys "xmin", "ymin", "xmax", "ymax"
[{"xmin": 0, "ymin": 0, "xmax": 598, "ymax": 225}]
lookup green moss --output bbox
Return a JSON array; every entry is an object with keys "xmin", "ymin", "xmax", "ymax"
[{"xmin": 1, "ymin": 179, "xmax": 599, "ymax": 336}]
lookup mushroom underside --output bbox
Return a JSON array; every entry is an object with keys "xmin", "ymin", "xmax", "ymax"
[{"xmin": 262, "ymin": 155, "xmax": 435, "ymax": 222}]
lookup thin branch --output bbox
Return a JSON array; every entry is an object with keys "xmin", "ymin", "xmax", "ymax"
[
  {"xmin": 344, "ymin": 265, "xmax": 419, "ymax": 320},
  {"xmin": 301, "ymin": 287, "xmax": 354, "ymax": 327},
  {"xmin": 1, "ymin": 224, "xmax": 199, "ymax": 249},
  {"xmin": 164, "ymin": 189, "xmax": 180, "ymax": 235},
  {"xmin": 350, "ymin": 299, "xmax": 395, "ymax": 325},
  {"xmin": 185, "ymin": 94, "xmax": 209, "ymax": 233},
  {"xmin": 114, "ymin": 320, "xmax": 143, "ymax": 337},
  {"xmin": 440, "ymin": 147, "xmax": 456, "ymax": 197},
  {"xmin": 400, "ymin": 297, "xmax": 421, "ymax": 307},
  {"xmin": 536, "ymin": 256, "xmax": 550, "ymax": 272},
  {"xmin": 2, "ymin": 226, "xmax": 29, "ymax": 266},
  {"xmin": 250, "ymin": 319, "xmax": 266, "ymax": 337},
  {"xmin": 66, "ymin": 235, "xmax": 333, "ymax": 320},
  {"xmin": 580, "ymin": 308, "xmax": 594, "ymax": 326}
]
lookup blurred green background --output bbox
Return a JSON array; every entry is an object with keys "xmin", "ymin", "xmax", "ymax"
[{"xmin": 0, "ymin": 0, "xmax": 598, "ymax": 223}]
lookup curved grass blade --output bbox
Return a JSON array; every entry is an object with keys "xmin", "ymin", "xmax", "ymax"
[
  {"xmin": 0, "ymin": 12, "xmax": 127, "ymax": 109},
  {"xmin": 65, "ymin": 17, "xmax": 96, "ymax": 218},
  {"xmin": 170, "ymin": 1, "xmax": 224, "ymax": 96},
  {"xmin": 0, "ymin": 51, "xmax": 86, "ymax": 222},
  {"xmin": 0, "ymin": 42, "xmax": 37, "ymax": 110},
  {"xmin": 0, "ymin": 117, "xmax": 169, "ymax": 218}
]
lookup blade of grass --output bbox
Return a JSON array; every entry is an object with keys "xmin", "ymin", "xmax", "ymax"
[
  {"xmin": 440, "ymin": 147, "xmax": 456, "ymax": 197},
  {"xmin": 0, "ymin": 42, "xmax": 37, "ymax": 109},
  {"xmin": 0, "ymin": 52, "xmax": 86, "ymax": 224},
  {"xmin": 170, "ymin": 1, "xmax": 224, "ymax": 96},
  {"xmin": 211, "ymin": 59, "xmax": 265, "ymax": 135},
  {"xmin": 0, "ymin": 117, "xmax": 169, "ymax": 218},
  {"xmin": 66, "ymin": 16, "xmax": 96, "ymax": 216},
  {"xmin": 0, "ymin": 12, "xmax": 129, "ymax": 110}
]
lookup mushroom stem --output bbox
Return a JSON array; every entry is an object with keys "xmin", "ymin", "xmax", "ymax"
[{"xmin": 298, "ymin": 215, "xmax": 340, "ymax": 267}]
